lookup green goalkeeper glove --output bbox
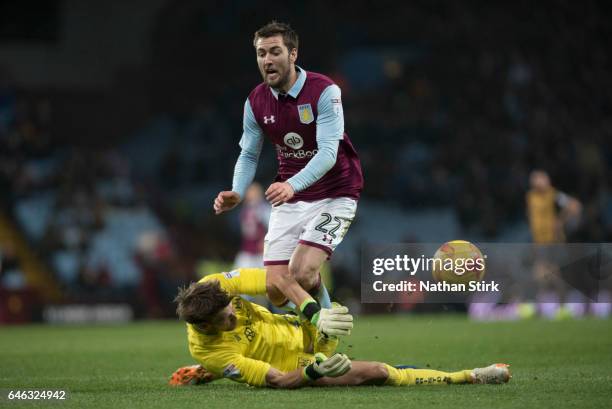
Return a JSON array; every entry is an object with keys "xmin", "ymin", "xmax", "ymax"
[{"xmin": 301, "ymin": 300, "xmax": 353, "ymax": 337}]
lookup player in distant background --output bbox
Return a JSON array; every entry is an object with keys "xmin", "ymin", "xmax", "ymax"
[
  {"xmin": 213, "ymin": 21, "xmax": 363, "ymax": 320},
  {"xmin": 526, "ymin": 170, "xmax": 588, "ymax": 318},
  {"xmin": 526, "ymin": 170, "xmax": 581, "ymax": 244},
  {"xmin": 232, "ymin": 182, "xmax": 274, "ymax": 309},
  {"xmin": 233, "ymin": 182, "xmax": 269, "ymax": 269},
  {"xmin": 170, "ymin": 268, "xmax": 511, "ymax": 388}
]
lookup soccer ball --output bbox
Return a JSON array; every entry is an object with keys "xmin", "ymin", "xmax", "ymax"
[{"xmin": 432, "ymin": 240, "xmax": 486, "ymax": 284}]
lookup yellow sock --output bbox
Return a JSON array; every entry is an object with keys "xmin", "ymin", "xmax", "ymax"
[{"xmin": 384, "ymin": 365, "xmax": 472, "ymax": 386}]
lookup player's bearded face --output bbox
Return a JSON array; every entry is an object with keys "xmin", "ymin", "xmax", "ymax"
[{"xmin": 255, "ymin": 35, "xmax": 297, "ymax": 90}]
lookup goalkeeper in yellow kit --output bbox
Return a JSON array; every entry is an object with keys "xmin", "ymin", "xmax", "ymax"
[{"xmin": 170, "ymin": 268, "xmax": 511, "ymax": 388}]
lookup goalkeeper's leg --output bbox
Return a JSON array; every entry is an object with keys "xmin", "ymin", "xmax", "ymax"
[{"xmin": 314, "ymin": 362, "xmax": 510, "ymax": 386}]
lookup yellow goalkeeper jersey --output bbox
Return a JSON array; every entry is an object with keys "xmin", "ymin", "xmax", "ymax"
[
  {"xmin": 526, "ymin": 187, "xmax": 564, "ymax": 243},
  {"xmin": 186, "ymin": 268, "xmax": 318, "ymax": 387}
]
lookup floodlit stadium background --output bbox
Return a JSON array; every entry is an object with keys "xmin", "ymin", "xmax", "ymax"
[{"xmin": 0, "ymin": 0, "xmax": 610, "ymax": 323}]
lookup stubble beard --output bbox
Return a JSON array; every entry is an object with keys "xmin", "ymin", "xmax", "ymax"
[
  {"xmin": 262, "ymin": 57, "xmax": 292, "ymax": 91},
  {"xmin": 273, "ymin": 71, "xmax": 289, "ymax": 90}
]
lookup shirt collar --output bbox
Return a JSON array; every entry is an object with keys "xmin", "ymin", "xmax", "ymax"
[{"xmin": 270, "ymin": 66, "xmax": 306, "ymax": 99}]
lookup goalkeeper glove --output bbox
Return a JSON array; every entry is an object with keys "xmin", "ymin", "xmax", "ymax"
[
  {"xmin": 303, "ymin": 353, "xmax": 352, "ymax": 381},
  {"xmin": 301, "ymin": 300, "xmax": 353, "ymax": 337}
]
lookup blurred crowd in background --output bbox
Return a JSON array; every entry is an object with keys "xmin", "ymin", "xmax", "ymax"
[{"xmin": 0, "ymin": 0, "xmax": 610, "ymax": 322}]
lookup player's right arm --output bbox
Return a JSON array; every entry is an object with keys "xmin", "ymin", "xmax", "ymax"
[
  {"xmin": 214, "ymin": 99, "xmax": 264, "ymax": 215},
  {"xmin": 556, "ymin": 191, "xmax": 582, "ymax": 223}
]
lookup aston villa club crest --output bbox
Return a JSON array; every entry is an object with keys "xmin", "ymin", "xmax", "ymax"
[{"xmin": 297, "ymin": 104, "xmax": 314, "ymax": 124}]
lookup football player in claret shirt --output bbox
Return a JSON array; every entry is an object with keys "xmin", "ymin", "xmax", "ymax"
[
  {"xmin": 169, "ymin": 268, "xmax": 511, "ymax": 388},
  {"xmin": 233, "ymin": 182, "xmax": 269, "ymax": 270},
  {"xmin": 213, "ymin": 21, "xmax": 363, "ymax": 321}
]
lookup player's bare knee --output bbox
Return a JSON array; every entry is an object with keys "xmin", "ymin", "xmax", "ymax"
[
  {"xmin": 266, "ymin": 267, "xmax": 293, "ymax": 305},
  {"xmin": 358, "ymin": 363, "xmax": 389, "ymax": 385},
  {"xmin": 372, "ymin": 362, "xmax": 389, "ymax": 380},
  {"xmin": 298, "ymin": 271, "xmax": 319, "ymax": 290},
  {"xmin": 267, "ymin": 286, "xmax": 288, "ymax": 307}
]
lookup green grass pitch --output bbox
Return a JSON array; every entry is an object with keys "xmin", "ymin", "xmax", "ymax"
[{"xmin": 1, "ymin": 315, "xmax": 611, "ymax": 408}]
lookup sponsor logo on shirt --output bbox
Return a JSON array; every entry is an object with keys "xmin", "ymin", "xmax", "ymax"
[
  {"xmin": 276, "ymin": 145, "xmax": 318, "ymax": 159},
  {"xmin": 233, "ymin": 297, "xmax": 257, "ymax": 342},
  {"xmin": 283, "ymin": 132, "xmax": 304, "ymax": 149}
]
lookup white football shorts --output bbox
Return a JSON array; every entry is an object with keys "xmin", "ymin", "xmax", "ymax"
[
  {"xmin": 263, "ymin": 197, "xmax": 357, "ymax": 265},
  {"xmin": 233, "ymin": 251, "xmax": 264, "ymax": 269}
]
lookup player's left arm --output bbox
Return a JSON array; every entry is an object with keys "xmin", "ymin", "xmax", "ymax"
[
  {"xmin": 200, "ymin": 269, "xmax": 268, "ymax": 297},
  {"xmin": 201, "ymin": 268, "xmax": 324, "ymax": 306},
  {"xmin": 265, "ymin": 84, "xmax": 343, "ymax": 206},
  {"xmin": 202, "ymin": 270, "xmax": 353, "ymax": 336},
  {"xmin": 201, "ymin": 268, "xmax": 324, "ymax": 308}
]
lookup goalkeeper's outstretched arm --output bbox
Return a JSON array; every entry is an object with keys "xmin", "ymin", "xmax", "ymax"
[
  {"xmin": 204, "ymin": 269, "xmax": 353, "ymax": 336},
  {"xmin": 265, "ymin": 353, "xmax": 352, "ymax": 389},
  {"xmin": 203, "ymin": 268, "xmax": 317, "ymax": 308}
]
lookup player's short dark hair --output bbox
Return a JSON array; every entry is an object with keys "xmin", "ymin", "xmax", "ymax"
[
  {"xmin": 174, "ymin": 280, "xmax": 231, "ymax": 324},
  {"xmin": 253, "ymin": 21, "xmax": 299, "ymax": 51}
]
